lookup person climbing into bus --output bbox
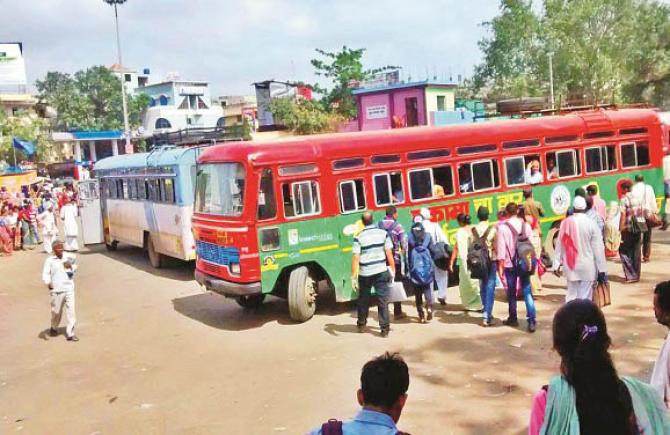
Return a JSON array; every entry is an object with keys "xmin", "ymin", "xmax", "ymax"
[
  {"xmin": 415, "ymin": 208, "xmax": 449, "ymax": 306},
  {"xmin": 378, "ymin": 206, "xmax": 408, "ymax": 320},
  {"xmin": 524, "ymin": 160, "xmax": 544, "ymax": 185},
  {"xmin": 352, "ymin": 212, "xmax": 395, "ymax": 337}
]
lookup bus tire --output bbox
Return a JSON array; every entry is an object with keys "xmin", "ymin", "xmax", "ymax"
[
  {"xmin": 288, "ymin": 266, "xmax": 317, "ymax": 322},
  {"xmin": 236, "ymin": 294, "xmax": 265, "ymax": 309},
  {"xmin": 147, "ymin": 234, "xmax": 164, "ymax": 268},
  {"xmin": 105, "ymin": 241, "xmax": 118, "ymax": 251}
]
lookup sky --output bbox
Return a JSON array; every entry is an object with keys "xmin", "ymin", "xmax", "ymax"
[{"xmin": 1, "ymin": 0, "xmax": 504, "ymax": 96}]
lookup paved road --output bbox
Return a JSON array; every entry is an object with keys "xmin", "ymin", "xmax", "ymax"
[{"xmin": 1, "ymin": 232, "xmax": 669, "ymax": 434}]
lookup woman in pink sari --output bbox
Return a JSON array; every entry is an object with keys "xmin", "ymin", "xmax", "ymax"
[{"xmin": 0, "ymin": 206, "xmax": 14, "ymax": 256}]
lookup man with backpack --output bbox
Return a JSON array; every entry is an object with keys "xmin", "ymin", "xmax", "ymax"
[
  {"xmin": 496, "ymin": 203, "xmax": 537, "ymax": 333},
  {"xmin": 352, "ymin": 212, "xmax": 396, "ymax": 337},
  {"xmin": 310, "ymin": 352, "xmax": 410, "ymax": 435},
  {"xmin": 416, "ymin": 208, "xmax": 450, "ymax": 305},
  {"xmin": 378, "ymin": 206, "xmax": 408, "ymax": 320},
  {"xmin": 468, "ymin": 206, "xmax": 497, "ymax": 327},
  {"xmin": 553, "ymin": 196, "xmax": 607, "ymax": 302},
  {"xmin": 408, "ymin": 220, "xmax": 435, "ymax": 323}
]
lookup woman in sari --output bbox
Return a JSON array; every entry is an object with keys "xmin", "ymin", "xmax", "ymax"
[
  {"xmin": 449, "ymin": 213, "xmax": 483, "ymax": 312},
  {"xmin": 519, "ymin": 205, "xmax": 544, "ymax": 294},
  {"xmin": 17, "ymin": 204, "xmax": 34, "ymax": 249},
  {"xmin": 529, "ymin": 299, "xmax": 669, "ymax": 434},
  {"xmin": 605, "ymin": 201, "xmax": 622, "ymax": 258},
  {"xmin": 0, "ymin": 206, "xmax": 13, "ymax": 256}
]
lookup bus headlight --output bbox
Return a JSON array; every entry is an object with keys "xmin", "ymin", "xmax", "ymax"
[{"xmin": 230, "ymin": 263, "xmax": 240, "ymax": 274}]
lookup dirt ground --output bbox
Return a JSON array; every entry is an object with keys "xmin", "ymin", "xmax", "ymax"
[{"xmin": 1, "ymin": 231, "xmax": 669, "ymax": 435}]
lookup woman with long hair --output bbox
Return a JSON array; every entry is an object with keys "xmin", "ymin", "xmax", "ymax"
[{"xmin": 529, "ymin": 299, "xmax": 669, "ymax": 434}]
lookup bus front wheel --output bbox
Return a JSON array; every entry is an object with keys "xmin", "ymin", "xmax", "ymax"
[
  {"xmin": 147, "ymin": 234, "xmax": 164, "ymax": 268},
  {"xmin": 236, "ymin": 294, "xmax": 265, "ymax": 309},
  {"xmin": 288, "ymin": 266, "xmax": 317, "ymax": 322}
]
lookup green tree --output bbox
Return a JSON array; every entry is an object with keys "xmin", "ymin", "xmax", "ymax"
[
  {"xmin": 0, "ymin": 110, "xmax": 49, "ymax": 163},
  {"xmin": 36, "ymin": 66, "xmax": 149, "ymax": 131},
  {"xmin": 266, "ymin": 98, "xmax": 345, "ymax": 135},
  {"xmin": 311, "ymin": 46, "xmax": 398, "ymax": 118},
  {"xmin": 473, "ymin": 0, "xmax": 670, "ymax": 107}
]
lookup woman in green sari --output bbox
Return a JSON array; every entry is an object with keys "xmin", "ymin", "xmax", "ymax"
[
  {"xmin": 449, "ymin": 213, "xmax": 483, "ymax": 312},
  {"xmin": 529, "ymin": 299, "xmax": 669, "ymax": 435}
]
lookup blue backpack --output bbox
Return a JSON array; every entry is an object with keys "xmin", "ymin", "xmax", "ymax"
[{"xmin": 408, "ymin": 223, "xmax": 434, "ymax": 286}]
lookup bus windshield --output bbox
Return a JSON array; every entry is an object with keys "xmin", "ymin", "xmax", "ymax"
[{"xmin": 195, "ymin": 163, "xmax": 246, "ymax": 216}]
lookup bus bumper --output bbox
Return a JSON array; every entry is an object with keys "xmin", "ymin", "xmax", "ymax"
[{"xmin": 195, "ymin": 270, "xmax": 262, "ymax": 297}]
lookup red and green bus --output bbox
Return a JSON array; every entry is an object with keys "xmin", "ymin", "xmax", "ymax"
[{"xmin": 193, "ymin": 108, "xmax": 666, "ymax": 322}]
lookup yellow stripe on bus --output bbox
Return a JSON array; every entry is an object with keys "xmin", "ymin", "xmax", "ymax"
[
  {"xmin": 341, "ymin": 247, "xmax": 353, "ymax": 253},
  {"xmin": 274, "ymin": 253, "xmax": 289, "ymax": 259},
  {"xmin": 299, "ymin": 244, "xmax": 340, "ymax": 254}
]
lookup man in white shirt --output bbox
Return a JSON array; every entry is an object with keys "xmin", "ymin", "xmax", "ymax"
[
  {"xmin": 38, "ymin": 205, "xmax": 58, "ymax": 254},
  {"xmin": 651, "ymin": 280, "xmax": 670, "ymax": 409},
  {"xmin": 632, "ymin": 174, "xmax": 658, "ymax": 262},
  {"xmin": 524, "ymin": 160, "xmax": 544, "ymax": 185},
  {"xmin": 662, "ymin": 155, "xmax": 670, "ymax": 230},
  {"xmin": 60, "ymin": 197, "xmax": 79, "ymax": 252},
  {"xmin": 554, "ymin": 196, "xmax": 607, "ymax": 302},
  {"xmin": 42, "ymin": 240, "xmax": 79, "ymax": 341}
]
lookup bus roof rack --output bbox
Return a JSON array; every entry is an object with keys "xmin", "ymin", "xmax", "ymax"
[
  {"xmin": 150, "ymin": 127, "xmax": 244, "ymax": 148},
  {"xmin": 474, "ymin": 102, "xmax": 652, "ymax": 121}
]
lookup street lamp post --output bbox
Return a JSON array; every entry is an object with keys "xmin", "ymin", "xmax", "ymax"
[
  {"xmin": 103, "ymin": 0, "xmax": 132, "ymax": 153},
  {"xmin": 548, "ymin": 52, "xmax": 555, "ymax": 111}
]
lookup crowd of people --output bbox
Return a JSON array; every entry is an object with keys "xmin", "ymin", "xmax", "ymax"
[
  {"xmin": 0, "ymin": 182, "xmax": 79, "ymax": 256},
  {"xmin": 351, "ymin": 174, "xmax": 665, "ymax": 337}
]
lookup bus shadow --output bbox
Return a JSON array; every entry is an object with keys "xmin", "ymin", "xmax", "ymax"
[
  {"xmin": 84, "ymin": 244, "xmax": 195, "ymax": 282},
  {"xmin": 171, "ymin": 293, "xmax": 356, "ymax": 331}
]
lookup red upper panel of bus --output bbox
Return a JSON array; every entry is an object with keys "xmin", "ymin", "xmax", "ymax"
[{"xmin": 197, "ymin": 108, "xmax": 661, "ymax": 166}]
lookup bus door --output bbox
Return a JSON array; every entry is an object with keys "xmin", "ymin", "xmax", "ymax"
[{"xmin": 78, "ymin": 179, "xmax": 104, "ymax": 245}]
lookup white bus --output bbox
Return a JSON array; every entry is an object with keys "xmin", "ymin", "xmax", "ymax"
[{"xmin": 94, "ymin": 146, "xmax": 199, "ymax": 267}]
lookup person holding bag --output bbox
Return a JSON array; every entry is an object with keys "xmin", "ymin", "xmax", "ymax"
[{"xmin": 619, "ymin": 180, "xmax": 645, "ymax": 283}]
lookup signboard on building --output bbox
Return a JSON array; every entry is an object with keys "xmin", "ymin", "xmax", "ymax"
[
  {"xmin": 366, "ymin": 104, "xmax": 388, "ymax": 120},
  {"xmin": 360, "ymin": 70, "xmax": 401, "ymax": 90},
  {"xmin": 0, "ymin": 42, "xmax": 27, "ymax": 86},
  {"xmin": 178, "ymin": 86, "xmax": 205, "ymax": 96}
]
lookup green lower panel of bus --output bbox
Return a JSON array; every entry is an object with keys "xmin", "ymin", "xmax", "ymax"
[{"xmin": 257, "ymin": 169, "xmax": 665, "ymax": 302}]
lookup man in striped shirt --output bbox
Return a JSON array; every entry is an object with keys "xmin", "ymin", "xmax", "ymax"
[{"xmin": 352, "ymin": 212, "xmax": 395, "ymax": 337}]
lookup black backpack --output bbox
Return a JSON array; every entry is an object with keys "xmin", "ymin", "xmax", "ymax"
[{"xmin": 467, "ymin": 225, "xmax": 492, "ymax": 280}]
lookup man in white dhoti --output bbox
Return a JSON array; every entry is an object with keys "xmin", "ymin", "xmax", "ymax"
[
  {"xmin": 554, "ymin": 196, "xmax": 607, "ymax": 302},
  {"xmin": 651, "ymin": 280, "xmax": 670, "ymax": 409},
  {"xmin": 42, "ymin": 241, "xmax": 79, "ymax": 341},
  {"xmin": 38, "ymin": 205, "xmax": 58, "ymax": 254},
  {"xmin": 60, "ymin": 198, "xmax": 79, "ymax": 252}
]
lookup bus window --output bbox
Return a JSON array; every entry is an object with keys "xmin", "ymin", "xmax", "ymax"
[
  {"xmin": 505, "ymin": 157, "xmax": 526, "ymax": 187},
  {"xmin": 260, "ymin": 227, "xmax": 280, "ymax": 251},
  {"xmin": 137, "ymin": 178, "xmax": 147, "ymax": 200},
  {"xmin": 283, "ymin": 180, "xmax": 320, "ymax": 218},
  {"xmin": 163, "ymin": 178, "xmax": 176, "ymax": 203},
  {"xmin": 432, "ymin": 165, "xmax": 454, "ymax": 197},
  {"xmin": 585, "ymin": 145, "xmax": 617, "ymax": 174},
  {"xmin": 333, "ymin": 158, "xmax": 364, "ymax": 170},
  {"xmin": 371, "ymin": 155, "xmax": 400, "ymax": 165},
  {"xmin": 373, "ymin": 172, "xmax": 404, "ymax": 206},
  {"xmin": 128, "ymin": 179, "xmax": 137, "ymax": 200},
  {"xmin": 409, "ymin": 169, "xmax": 433, "ymax": 201},
  {"xmin": 116, "ymin": 179, "xmax": 126, "ymax": 199},
  {"xmin": 472, "ymin": 160, "xmax": 500, "ymax": 191},
  {"xmin": 194, "ymin": 163, "xmax": 246, "ymax": 216},
  {"xmin": 621, "ymin": 141, "xmax": 650, "ymax": 168},
  {"xmin": 257, "ymin": 169, "xmax": 277, "ymax": 220},
  {"xmin": 339, "ymin": 180, "xmax": 366, "ymax": 213},
  {"xmin": 548, "ymin": 150, "xmax": 580, "ymax": 178}
]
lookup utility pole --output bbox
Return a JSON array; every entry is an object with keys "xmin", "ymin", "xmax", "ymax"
[
  {"xmin": 104, "ymin": 0, "xmax": 132, "ymax": 153},
  {"xmin": 548, "ymin": 52, "xmax": 555, "ymax": 110}
]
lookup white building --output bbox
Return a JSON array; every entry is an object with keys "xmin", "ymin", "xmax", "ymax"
[{"xmin": 138, "ymin": 80, "xmax": 224, "ymax": 137}]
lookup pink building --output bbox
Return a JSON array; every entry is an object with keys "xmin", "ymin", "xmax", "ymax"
[{"xmin": 352, "ymin": 79, "xmax": 458, "ymax": 131}]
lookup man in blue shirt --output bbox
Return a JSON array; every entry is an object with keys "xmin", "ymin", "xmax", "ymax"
[{"xmin": 310, "ymin": 352, "xmax": 410, "ymax": 435}]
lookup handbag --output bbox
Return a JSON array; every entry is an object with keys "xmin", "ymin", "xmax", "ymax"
[
  {"xmin": 592, "ymin": 281, "xmax": 611, "ymax": 308},
  {"xmin": 646, "ymin": 212, "xmax": 662, "ymax": 228}
]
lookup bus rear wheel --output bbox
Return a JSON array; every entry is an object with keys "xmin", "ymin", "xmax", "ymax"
[
  {"xmin": 288, "ymin": 266, "xmax": 317, "ymax": 322},
  {"xmin": 147, "ymin": 234, "xmax": 164, "ymax": 268},
  {"xmin": 236, "ymin": 294, "xmax": 265, "ymax": 309}
]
